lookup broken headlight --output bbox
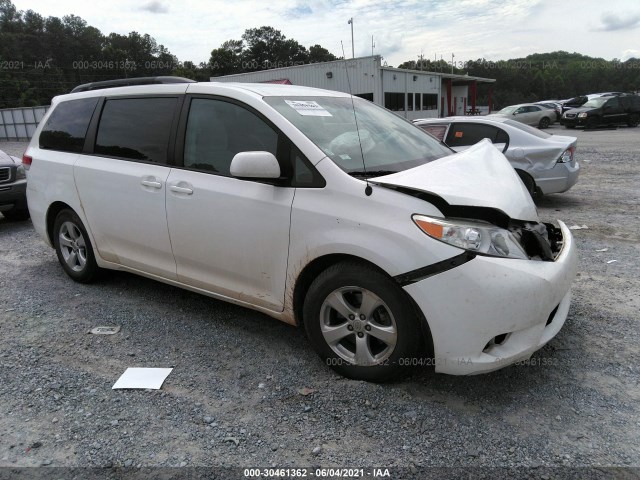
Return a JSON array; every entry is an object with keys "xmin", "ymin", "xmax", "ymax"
[{"xmin": 412, "ymin": 215, "xmax": 529, "ymax": 260}]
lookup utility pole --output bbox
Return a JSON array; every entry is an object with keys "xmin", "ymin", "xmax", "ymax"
[
  {"xmin": 371, "ymin": 35, "xmax": 375, "ymax": 56},
  {"xmin": 347, "ymin": 18, "xmax": 354, "ymax": 58},
  {"xmin": 451, "ymin": 53, "xmax": 455, "ymax": 74}
]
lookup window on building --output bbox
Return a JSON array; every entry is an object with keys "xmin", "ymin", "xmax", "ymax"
[
  {"xmin": 407, "ymin": 93, "xmax": 414, "ymax": 111},
  {"xmin": 384, "ymin": 92, "xmax": 405, "ymax": 111},
  {"xmin": 39, "ymin": 98, "xmax": 99, "ymax": 153},
  {"xmin": 355, "ymin": 93, "xmax": 374, "ymax": 102},
  {"xmin": 422, "ymin": 94, "xmax": 438, "ymax": 110},
  {"xmin": 95, "ymin": 97, "xmax": 177, "ymax": 163}
]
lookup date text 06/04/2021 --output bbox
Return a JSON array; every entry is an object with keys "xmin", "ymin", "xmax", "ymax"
[{"xmin": 243, "ymin": 468, "xmax": 391, "ymax": 478}]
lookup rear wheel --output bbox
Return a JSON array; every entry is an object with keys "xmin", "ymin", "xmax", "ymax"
[
  {"xmin": 538, "ymin": 117, "xmax": 550, "ymax": 129},
  {"xmin": 303, "ymin": 261, "xmax": 422, "ymax": 382},
  {"xmin": 516, "ymin": 170, "xmax": 539, "ymax": 199},
  {"xmin": 53, "ymin": 209, "xmax": 100, "ymax": 283},
  {"xmin": 628, "ymin": 114, "xmax": 640, "ymax": 127}
]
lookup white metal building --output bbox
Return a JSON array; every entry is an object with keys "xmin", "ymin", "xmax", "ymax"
[{"xmin": 211, "ymin": 55, "xmax": 495, "ymax": 120}]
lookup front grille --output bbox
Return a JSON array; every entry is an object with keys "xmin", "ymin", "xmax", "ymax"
[
  {"xmin": 0, "ymin": 167, "xmax": 11, "ymax": 183},
  {"xmin": 565, "ymin": 113, "xmax": 576, "ymax": 118}
]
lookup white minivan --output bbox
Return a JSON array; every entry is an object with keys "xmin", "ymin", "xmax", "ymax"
[{"xmin": 24, "ymin": 79, "xmax": 577, "ymax": 382}]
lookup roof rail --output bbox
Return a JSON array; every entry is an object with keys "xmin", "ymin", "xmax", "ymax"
[{"xmin": 70, "ymin": 76, "xmax": 196, "ymax": 93}]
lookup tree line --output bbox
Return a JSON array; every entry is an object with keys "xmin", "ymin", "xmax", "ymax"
[
  {"xmin": 397, "ymin": 52, "xmax": 640, "ymax": 108},
  {"xmin": 1, "ymin": 0, "xmax": 638, "ymax": 109},
  {"xmin": 0, "ymin": 0, "xmax": 337, "ymax": 107}
]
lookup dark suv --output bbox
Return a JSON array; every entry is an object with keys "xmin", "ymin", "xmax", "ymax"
[
  {"xmin": 0, "ymin": 149, "xmax": 29, "ymax": 220},
  {"xmin": 560, "ymin": 96, "xmax": 588, "ymax": 115},
  {"xmin": 562, "ymin": 95, "xmax": 640, "ymax": 129}
]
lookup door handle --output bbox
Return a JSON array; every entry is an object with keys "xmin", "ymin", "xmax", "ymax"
[
  {"xmin": 141, "ymin": 179, "xmax": 162, "ymax": 189},
  {"xmin": 169, "ymin": 185, "xmax": 193, "ymax": 195}
]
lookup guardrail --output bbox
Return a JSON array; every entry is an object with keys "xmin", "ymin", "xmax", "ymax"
[{"xmin": 0, "ymin": 106, "xmax": 49, "ymax": 140}]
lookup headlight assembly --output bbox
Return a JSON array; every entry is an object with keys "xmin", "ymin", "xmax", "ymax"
[
  {"xmin": 413, "ymin": 215, "xmax": 529, "ymax": 260},
  {"xmin": 16, "ymin": 164, "xmax": 26, "ymax": 180}
]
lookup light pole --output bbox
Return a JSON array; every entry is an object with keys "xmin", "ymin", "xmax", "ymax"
[{"xmin": 347, "ymin": 18, "xmax": 354, "ymax": 58}]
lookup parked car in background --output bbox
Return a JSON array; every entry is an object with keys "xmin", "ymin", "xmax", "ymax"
[
  {"xmin": 0, "ymin": 149, "xmax": 29, "ymax": 221},
  {"xmin": 562, "ymin": 94, "xmax": 640, "ymax": 129},
  {"xmin": 413, "ymin": 117, "xmax": 579, "ymax": 197},
  {"xmin": 560, "ymin": 96, "xmax": 589, "ymax": 114},
  {"xmin": 24, "ymin": 78, "xmax": 578, "ymax": 382},
  {"xmin": 489, "ymin": 103, "xmax": 556, "ymax": 128},
  {"xmin": 535, "ymin": 101, "xmax": 562, "ymax": 121}
]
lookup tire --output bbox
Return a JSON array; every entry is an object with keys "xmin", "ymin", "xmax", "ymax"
[
  {"xmin": 303, "ymin": 261, "xmax": 422, "ymax": 382},
  {"xmin": 516, "ymin": 170, "xmax": 538, "ymax": 199},
  {"xmin": 538, "ymin": 117, "xmax": 550, "ymax": 129},
  {"xmin": 585, "ymin": 116, "xmax": 599, "ymax": 129},
  {"xmin": 2, "ymin": 208, "xmax": 30, "ymax": 221},
  {"xmin": 53, "ymin": 209, "xmax": 100, "ymax": 283},
  {"xmin": 628, "ymin": 114, "xmax": 640, "ymax": 128}
]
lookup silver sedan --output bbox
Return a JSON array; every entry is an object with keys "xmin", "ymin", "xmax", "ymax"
[
  {"xmin": 489, "ymin": 103, "xmax": 556, "ymax": 129},
  {"xmin": 413, "ymin": 116, "xmax": 579, "ymax": 197}
]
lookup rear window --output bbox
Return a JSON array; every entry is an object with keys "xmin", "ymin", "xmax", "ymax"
[
  {"xmin": 504, "ymin": 120, "xmax": 551, "ymax": 139},
  {"xmin": 39, "ymin": 98, "xmax": 99, "ymax": 153},
  {"xmin": 95, "ymin": 97, "xmax": 177, "ymax": 163},
  {"xmin": 445, "ymin": 123, "xmax": 509, "ymax": 147}
]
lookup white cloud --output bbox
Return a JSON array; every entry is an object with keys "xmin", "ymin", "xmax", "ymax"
[
  {"xmin": 139, "ymin": 1, "xmax": 169, "ymax": 14},
  {"xmin": 598, "ymin": 12, "xmax": 640, "ymax": 31},
  {"xmin": 10, "ymin": 0, "xmax": 640, "ymax": 66}
]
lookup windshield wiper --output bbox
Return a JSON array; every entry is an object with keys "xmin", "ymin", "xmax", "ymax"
[{"xmin": 348, "ymin": 170, "xmax": 397, "ymax": 178}]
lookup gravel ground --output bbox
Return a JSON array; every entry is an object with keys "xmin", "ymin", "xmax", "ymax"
[{"xmin": 1, "ymin": 125, "xmax": 639, "ymax": 478}]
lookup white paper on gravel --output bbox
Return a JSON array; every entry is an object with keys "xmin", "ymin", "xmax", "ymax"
[{"xmin": 112, "ymin": 367, "xmax": 173, "ymax": 390}]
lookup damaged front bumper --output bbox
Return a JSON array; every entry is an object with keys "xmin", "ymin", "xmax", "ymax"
[{"xmin": 403, "ymin": 220, "xmax": 577, "ymax": 375}]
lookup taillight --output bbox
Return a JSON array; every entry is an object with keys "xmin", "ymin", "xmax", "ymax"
[
  {"xmin": 22, "ymin": 154, "xmax": 32, "ymax": 169},
  {"xmin": 558, "ymin": 146, "xmax": 575, "ymax": 164}
]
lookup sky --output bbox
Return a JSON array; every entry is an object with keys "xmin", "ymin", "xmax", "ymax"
[{"xmin": 11, "ymin": 0, "xmax": 640, "ymax": 67}]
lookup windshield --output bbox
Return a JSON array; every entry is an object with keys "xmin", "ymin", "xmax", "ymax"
[
  {"xmin": 582, "ymin": 97, "xmax": 609, "ymax": 108},
  {"xmin": 264, "ymin": 96, "xmax": 451, "ymax": 175},
  {"xmin": 504, "ymin": 120, "xmax": 552, "ymax": 139},
  {"xmin": 497, "ymin": 106, "xmax": 517, "ymax": 115}
]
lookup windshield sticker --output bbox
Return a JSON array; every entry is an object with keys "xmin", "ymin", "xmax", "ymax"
[
  {"xmin": 285, "ymin": 100, "xmax": 332, "ymax": 117},
  {"xmin": 455, "ymin": 131, "xmax": 464, "ymax": 138}
]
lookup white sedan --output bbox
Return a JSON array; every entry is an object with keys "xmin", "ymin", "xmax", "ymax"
[
  {"xmin": 414, "ymin": 116, "xmax": 579, "ymax": 197},
  {"xmin": 490, "ymin": 103, "xmax": 556, "ymax": 129}
]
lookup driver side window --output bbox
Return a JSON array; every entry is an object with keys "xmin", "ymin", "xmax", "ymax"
[{"xmin": 184, "ymin": 98, "xmax": 278, "ymax": 175}]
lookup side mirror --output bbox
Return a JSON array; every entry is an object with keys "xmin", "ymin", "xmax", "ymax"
[
  {"xmin": 512, "ymin": 111, "xmax": 518, "ymax": 115},
  {"xmin": 230, "ymin": 151, "xmax": 281, "ymax": 179}
]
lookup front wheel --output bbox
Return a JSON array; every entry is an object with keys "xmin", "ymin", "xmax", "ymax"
[
  {"xmin": 585, "ymin": 116, "xmax": 599, "ymax": 129},
  {"xmin": 538, "ymin": 117, "xmax": 550, "ymax": 129},
  {"xmin": 303, "ymin": 261, "xmax": 422, "ymax": 382},
  {"xmin": 53, "ymin": 209, "xmax": 100, "ymax": 283},
  {"xmin": 628, "ymin": 114, "xmax": 639, "ymax": 127}
]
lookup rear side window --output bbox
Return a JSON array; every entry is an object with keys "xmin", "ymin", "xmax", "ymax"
[
  {"xmin": 95, "ymin": 97, "xmax": 177, "ymax": 164},
  {"xmin": 417, "ymin": 124, "xmax": 448, "ymax": 141},
  {"xmin": 445, "ymin": 123, "xmax": 509, "ymax": 147},
  {"xmin": 39, "ymin": 98, "xmax": 98, "ymax": 153}
]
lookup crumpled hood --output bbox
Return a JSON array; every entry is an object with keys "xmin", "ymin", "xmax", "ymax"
[{"xmin": 369, "ymin": 139, "xmax": 539, "ymax": 221}]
